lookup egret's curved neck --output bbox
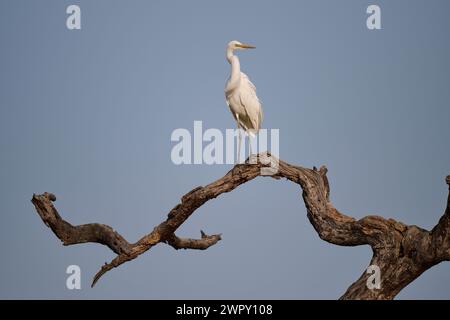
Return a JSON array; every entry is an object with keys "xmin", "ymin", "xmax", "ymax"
[{"xmin": 226, "ymin": 48, "xmax": 241, "ymax": 92}]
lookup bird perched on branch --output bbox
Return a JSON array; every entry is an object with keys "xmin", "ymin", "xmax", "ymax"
[{"xmin": 225, "ymin": 40, "xmax": 263, "ymax": 162}]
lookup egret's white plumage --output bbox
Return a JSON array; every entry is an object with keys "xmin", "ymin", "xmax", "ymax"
[{"xmin": 225, "ymin": 40, "xmax": 263, "ymax": 158}]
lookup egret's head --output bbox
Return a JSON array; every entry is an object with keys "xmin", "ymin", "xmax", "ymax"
[{"xmin": 227, "ymin": 40, "xmax": 256, "ymax": 51}]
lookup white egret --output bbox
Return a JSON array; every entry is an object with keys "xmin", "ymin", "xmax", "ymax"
[{"xmin": 225, "ymin": 40, "xmax": 263, "ymax": 162}]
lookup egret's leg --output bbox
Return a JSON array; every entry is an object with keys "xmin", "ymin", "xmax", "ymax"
[
  {"xmin": 248, "ymin": 133, "xmax": 258, "ymax": 164},
  {"xmin": 236, "ymin": 114, "xmax": 242, "ymax": 163},
  {"xmin": 238, "ymin": 128, "xmax": 242, "ymax": 163}
]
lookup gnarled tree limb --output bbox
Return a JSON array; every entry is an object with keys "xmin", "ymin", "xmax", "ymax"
[{"xmin": 31, "ymin": 153, "xmax": 450, "ymax": 299}]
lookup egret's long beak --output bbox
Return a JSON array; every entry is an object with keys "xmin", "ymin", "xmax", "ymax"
[{"xmin": 236, "ymin": 43, "xmax": 256, "ymax": 49}]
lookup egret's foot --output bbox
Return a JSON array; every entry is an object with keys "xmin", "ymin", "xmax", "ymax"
[{"xmin": 247, "ymin": 153, "xmax": 258, "ymax": 165}]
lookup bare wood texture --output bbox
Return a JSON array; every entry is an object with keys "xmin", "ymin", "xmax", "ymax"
[{"xmin": 31, "ymin": 153, "xmax": 450, "ymax": 299}]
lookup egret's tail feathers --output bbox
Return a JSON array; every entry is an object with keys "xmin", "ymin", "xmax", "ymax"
[{"xmin": 247, "ymin": 129, "xmax": 257, "ymax": 138}]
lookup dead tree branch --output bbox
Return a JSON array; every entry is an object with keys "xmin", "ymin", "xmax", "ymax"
[{"xmin": 31, "ymin": 153, "xmax": 450, "ymax": 299}]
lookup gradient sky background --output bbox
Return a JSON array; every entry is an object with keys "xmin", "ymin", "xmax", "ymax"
[{"xmin": 1, "ymin": 0, "xmax": 449, "ymax": 299}]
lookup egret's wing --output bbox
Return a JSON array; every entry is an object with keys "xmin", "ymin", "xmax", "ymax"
[{"xmin": 239, "ymin": 72, "xmax": 263, "ymax": 134}]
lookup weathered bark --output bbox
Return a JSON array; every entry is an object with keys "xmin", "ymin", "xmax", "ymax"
[{"xmin": 31, "ymin": 153, "xmax": 450, "ymax": 299}]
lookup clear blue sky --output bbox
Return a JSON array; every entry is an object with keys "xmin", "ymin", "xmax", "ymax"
[{"xmin": 0, "ymin": 0, "xmax": 449, "ymax": 298}]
